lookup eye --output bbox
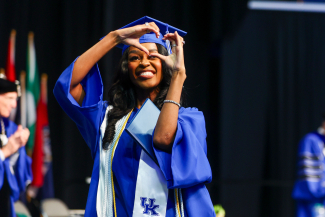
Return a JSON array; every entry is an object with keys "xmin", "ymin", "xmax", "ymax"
[
  {"xmin": 149, "ymin": 55, "xmax": 157, "ymax": 59},
  {"xmin": 129, "ymin": 56, "xmax": 140, "ymax": 61}
]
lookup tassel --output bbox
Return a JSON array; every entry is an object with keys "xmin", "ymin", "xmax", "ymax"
[
  {"xmin": 165, "ymin": 24, "xmax": 172, "ymax": 55},
  {"xmin": 165, "ymin": 39, "xmax": 172, "ymax": 55}
]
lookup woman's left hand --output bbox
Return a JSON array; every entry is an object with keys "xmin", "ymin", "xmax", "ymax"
[
  {"xmin": 152, "ymin": 32, "xmax": 186, "ymax": 152},
  {"xmin": 150, "ymin": 31, "xmax": 186, "ymax": 76}
]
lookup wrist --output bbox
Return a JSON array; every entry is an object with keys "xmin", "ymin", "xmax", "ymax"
[
  {"xmin": 171, "ymin": 69, "xmax": 186, "ymax": 83},
  {"xmin": 105, "ymin": 31, "xmax": 120, "ymax": 47},
  {"xmin": 1, "ymin": 147, "xmax": 10, "ymax": 158},
  {"xmin": 166, "ymin": 71, "xmax": 185, "ymax": 104}
]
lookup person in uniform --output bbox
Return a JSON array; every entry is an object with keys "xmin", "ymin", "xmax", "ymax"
[
  {"xmin": 292, "ymin": 114, "xmax": 325, "ymax": 217},
  {"xmin": 54, "ymin": 16, "xmax": 215, "ymax": 217},
  {"xmin": 0, "ymin": 73, "xmax": 32, "ymax": 217}
]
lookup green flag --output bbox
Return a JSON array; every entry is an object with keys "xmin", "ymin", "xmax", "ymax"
[{"xmin": 26, "ymin": 32, "xmax": 40, "ymax": 155}]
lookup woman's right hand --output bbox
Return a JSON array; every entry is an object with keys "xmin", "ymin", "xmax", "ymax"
[
  {"xmin": 70, "ymin": 22, "xmax": 159, "ymax": 105},
  {"xmin": 113, "ymin": 22, "xmax": 160, "ymax": 55}
]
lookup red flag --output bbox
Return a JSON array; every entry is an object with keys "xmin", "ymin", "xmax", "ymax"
[
  {"xmin": 31, "ymin": 74, "xmax": 51, "ymax": 187},
  {"xmin": 6, "ymin": 30, "xmax": 16, "ymax": 82}
]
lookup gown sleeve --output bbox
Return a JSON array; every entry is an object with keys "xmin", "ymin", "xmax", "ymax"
[
  {"xmin": 0, "ymin": 121, "xmax": 32, "ymax": 202},
  {"xmin": 153, "ymin": 107, "xmax": 212, "ymax": 189},
  {"xmin": 292, "ymin": 133, "xmax": 325, "ymax": 200},
  {"xmin": 53, "ymin": 57, "xmax": 105, "ymax": 158},
  {"xmin": 0, "ymin": 120, "xmax": 18, "ymax": 191},
  {"xmin": 15, "ymin": 147, "xmax": 32, "ymax": 193},
  {"xmin": 0, "ymin": 155, "xmax": 4, "ymax": 189}
]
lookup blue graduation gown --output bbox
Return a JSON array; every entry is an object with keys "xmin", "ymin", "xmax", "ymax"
[
  {"xmin": 292, "ymin": 132, "xmax": 325, "ymax": 217},
  {"xmin": 53, "ymin": 58, "xmax": 215, "ymax": 217},
  {"xmin": 0, "ymin": 118, "xmax": 33, "ymax": 217}
]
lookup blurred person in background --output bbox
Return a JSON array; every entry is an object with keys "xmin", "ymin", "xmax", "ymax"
[
  {"xmin": 292, "ymin": 113, "xmax": 325, "ymax": 217},
  {"xmin": 0, "ymin": 73, "xmax": 32, "ymax": 217}
]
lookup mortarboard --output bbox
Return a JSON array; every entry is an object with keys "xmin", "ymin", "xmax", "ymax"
[
  {"xmin": 103, "ymin": 16, "xmax": 187, "ymax": 54},
  {"xmin": 0, "ymin": 72, "xmax": 21, "ymax": 96}
]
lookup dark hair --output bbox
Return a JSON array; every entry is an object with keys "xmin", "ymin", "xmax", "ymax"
[{"xmin": 102, "ymin": 44, "xmax": 184, "ymax": 149}]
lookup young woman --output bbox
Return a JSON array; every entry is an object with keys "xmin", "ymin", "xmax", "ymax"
[{"xmin": 54, "ymin": 17, "xmax": 215, "ymax": 217}]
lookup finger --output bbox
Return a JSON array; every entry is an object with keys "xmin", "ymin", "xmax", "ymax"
[
  {"xmin": 170, "ymin": 39, "xmax": 177, "ymax": 53},
  {"xmin": 16, "ymin": 125, "xmax": 23, "ymax": 132},
  {"xmin": 149, "ymin": 53, "xmax": 167, "ymax": 61},
  {"xmin": 148, "ymin": 22, "xmax": 160, "ymax": 38},
  {"xmin": 23, "ymin": 128, "xmax": 30, "ymax": 134},
  {"xmin": 134, "ymin": 43, "xmax": 150, "ymax": 55},
  {"xmin": 20, "ymin": 129, "xmax": 29, "ymax": 140},
  {"xmin": 164, "ymin": 32, "xmax": 184, "ymax": 47},
  {"xmin": 164, "ymin": 35, "xmax": 176, "ymax": 42},
  {"xmin": 177, "ymin": 36, "xmax": 184, "ymax": 47},
  {"xmin": 24, "ymin": 128, "xmax": 30, "ymax": 137},
  {"xmin": 163, "ymin": 33, "xmax": 180, "ymax": 38},
  {"xmin": 174, "ymin": 31, "xmax": 184, "ymax": 63},
  {"xmin": 175, "ymin": 31, "xmax": 183, "ymax": 47},
  {"xmin": 162, "ymin": 33, "xmax": 177, "ymax": 47},
  {"xmin": 13, "ymin": 130, "xmax": 21, "ymax": 138},
  {"xmin": 163, "ymin": 32, "xmax": 175, "ymax": 37},
  {"xmin": 163, "ymin": 34, "xmax": 180, "ymax": 46},
  {"xmin": 142, "ymin": 26, "xmax": 160, "ymax": 38},
  {"xmin": 149, "ymin": 22, "xmax": 160, "ymax": 31}
]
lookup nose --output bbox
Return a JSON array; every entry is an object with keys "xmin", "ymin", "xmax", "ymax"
[
  {"xmin": 13, "ymin": 100, "xmax": 17, "ymax": 108},
  {"xmin": 11, "ymin": 99, "xmax": 17, "ymax": 109},
  {"xmin": 140, "ymin": 57, "xmax": 150, "ymax": 67}
]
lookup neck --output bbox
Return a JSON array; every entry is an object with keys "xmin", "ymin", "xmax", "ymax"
[{"xmin": 135, "ymin": 87, "xmax": 159, "ymax": 109}]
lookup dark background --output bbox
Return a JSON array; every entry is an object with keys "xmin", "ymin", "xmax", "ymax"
[{"xmin": 1, "ymin": 0, "xmax": 325, "ymax": 216}]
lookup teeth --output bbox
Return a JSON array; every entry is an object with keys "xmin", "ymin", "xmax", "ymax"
[{"xmin": 140, "ymin": 72, "xmax": 153, "ymax": 76}]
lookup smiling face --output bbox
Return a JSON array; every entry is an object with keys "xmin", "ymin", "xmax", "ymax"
[
  {"xmin": 0, "ymin": 92, "xmax": 17, "ymax": 118},
  {"xmin": 128, "ymin": 43, "xmax": 163, "ymax": 92}
]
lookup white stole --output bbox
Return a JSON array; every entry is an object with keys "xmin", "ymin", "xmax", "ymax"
[
  {"xmin": 132, "ymin": 151, "xmax": 168, "ymax": 216},
  {"xmin": 96, "ymin": 106, "xmax": 169, "ymax": 217}
]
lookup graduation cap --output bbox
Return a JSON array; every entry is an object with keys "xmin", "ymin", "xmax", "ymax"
[
  {"xmin": 0, "ymin": 71, "xmax": 21, "ymax": 96},
  {"xmin": 104, "ymin": 16, "xmax": 187, "ymax": 54}
]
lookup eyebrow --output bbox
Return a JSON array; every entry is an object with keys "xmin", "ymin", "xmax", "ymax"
[{"xmin": 129, "ymin": 49, "xmax": 158, "ymax": 55}]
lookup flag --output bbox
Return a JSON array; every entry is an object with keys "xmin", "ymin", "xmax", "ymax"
[
  {"xmin": 26, "ymin": 32, "xmax": 40, "ymax": 155},
  {"xmin": 20, "ymin": 71, "xmax": 27, "ymax": 128},
  {"xmin": 31, "ymin": 74, "xmax": 54, "ymax": 199},
  {"xmin": 6, "ymin": 30, "xmax": 17, "ymax": 122},
  {"xmin": 6, "ymin": 29, "xmax": 16, "ymax": 82}
]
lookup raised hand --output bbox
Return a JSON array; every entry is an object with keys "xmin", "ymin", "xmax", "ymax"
[
  {"xmin": 150, "ymin": 31, "xmax": 186, "ymax": 76},
  {"xmin": 152, "ymin": 31, "xmax": 186, "ymax": 152},
  {"xmin": 1, "ymin": 126, "xmax": 30, "ymax": 158},
  {"xmin": 18, "ymin": 125, "xmax": 30, "ymax": 146},
  {"xmin": 114, "ymin": 22, "xmax": 160, "ymax": 55}
]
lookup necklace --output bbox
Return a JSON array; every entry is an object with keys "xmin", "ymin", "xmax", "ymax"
[
  {"xmin": 1, "ymin": 118, "xmax": 4, "ymax": 135},
  {"xmin": 0, "ymin": 118, "xmax": 8, "ymax": 146}
]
